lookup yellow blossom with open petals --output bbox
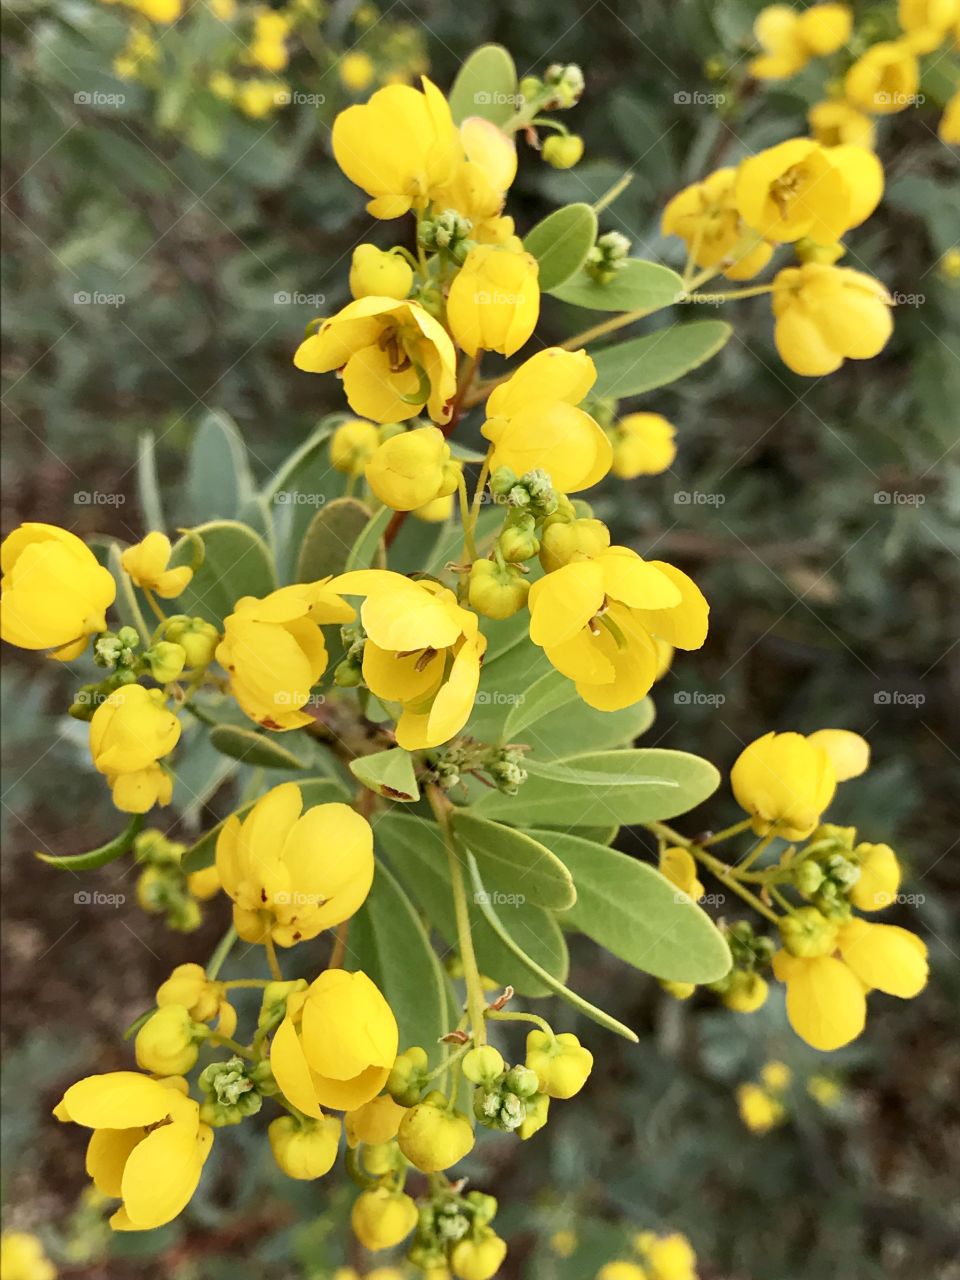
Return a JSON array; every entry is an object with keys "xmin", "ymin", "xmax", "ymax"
[
  {"xmin": 662, "ymin": 168, "xmax": 773, "ymax": 281},
  {"xmin": 332, "ymin": 76, "xmax": 461, "ymax": 218},
  {"xmin": 215, "ymin": 781, "xmax": 374, "ymax": 946},
  {"xmin": 527, "ymin": 547, "xmax": 709, "ymax": 711},
  {"xmin": 731, "ymin": 730, "xmax": 835, "ymax": 839},
  {"xmin": 808, "ymin": 100, "xmax": 876, "ymax": 149},
  {"xmin": 749, "ymin": 4, "xmax": 852, "ymax": 79},
  {"xmin": 121, "ymin": 532, "xmax": 193, "ymax": 599},
  {"xmin": 216, "ymin": 581, "xmax": 354, "ymax": 731},
  {"xmin": 90, "ymin": 685, "xmax": 180, "ymax": 813},
  {"xmin": 898, "ymin": 0, "xmax": 959, "ymax": 52},
  {"xmin": 1, "ymin": 522, "xmax": 115, "ymax": 660},
  {"xmin": 329, "ymin": 569, "xmax": 486, "ymax": 749},
  {"xmin": 157, "ymin": 962, "xmax": 236, "ymax": 1035},
  {"xmin": 447, "ymin": 244, "xmax": 540, "ymax": 357},
  {"xmin": 771, "ymin": 262, "xmax": 893, "ymax": 376},
  {"xmin": 365, "ymin": 425, "xmax": 460, "ymax": 511},
  {"xmin": 53, "ymin": 1072, "xmax": 213, "ymax": 1231},
  {"xmin": 270, "ymin": 969, "xmax": 398, "ymax": 1113},
  {"xmin": 433, "ymin": 116, "xmax": 518, "ymax": 241},
  {"xmin": 735, "ymin": 138, "xmax": 865, "ymax": 244},
  {"xmin": 294, "ymin": 297, "xmax": 457, "ymax": 425},
  {"xmin": 481, "ymin": 348, "xmax": 612, "ymax": 493},
  {"xmin": 844, "ymin": 41, "xmax": 919, "ymax": 114},
  {"xmin": 611, "ymin": 413, "xmax": 678, "ymax": 478}
]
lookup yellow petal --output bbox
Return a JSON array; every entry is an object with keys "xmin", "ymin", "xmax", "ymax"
[
  {"xmin": 119, "ymin": 1121, "xmax": 205, "ymax": 1229},
  {"xmin": 838, "ymin": 919, "xmax": 928, "ymax": 997},
  {"xmin": 86, "ymin": 1126, "xmax": 145, "ymax": 1197},
  {"xmin": 57, "ymin": 1072, "xmax": 173, "ymax": 1129},
  {"xmin": 806, "ymin": 728, "xmax": 870, "ymax": 780},
  {"xmin": 781, "ymin": 954, "xmax": 867, "ymax": 1050},
  {"xmin": 270, "ymin": 1017, "xmax": 323, "ymax": 1119}
]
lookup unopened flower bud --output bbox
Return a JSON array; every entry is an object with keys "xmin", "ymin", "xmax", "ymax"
[
  {"xmin": 397, "ymin": 1090, "xmax": 475, "ymax": 1171},
  {"xmin": 525, "ymin": 1030, "xmax": 593, "ymax": 1099},
  {"xmin": 163, "ymin": 616, "xmax": 220, "ymax": 669},
  {"xmin": 779, "ymin": 906, "xmax": 839, "ymax": 958},
  {"xmin": 387, "ymin": 1045, "xmax": 430, "ymax": 1106},
  {"xmin": 450, "ymin": 1230, "xmax": 508, "ymax": 1280},
  {"xmin": 794, "ymin": 859, "xmax": 826, "ymax": 895},
  {"xmin": 349, "ymin": 244, "xmax": 413, "ymax": 300},
  {"xmin": 198, "ymin": 1057, "xmax": 263, "ymax": 1126},
  {"xmin": 721, "ymin": 970, "xmax": 769, "ymax": 1013},
  {"xmin": 585, "ymin": 230, "xmax": 631, "ymax": 285},
  {"xmin": 462, "ymin": 1045, "xmax": 506, "ymax": 1085},
  {"xmin": 497, "ymin": 513, "xmax": 539, "ymax": 562},
  {"xmin": 468, "ymin": 560, "xmax": 530, "ymax": 621},
  {"xmin": 542, "ymin": 133, "xmax": 584, "ymax": 168},
  {"xmin": 135, "ymin": 1004, "xmax": 205, "ymax": 1076},
  {"xmin": 351, "ymin": 1187, "xmax": 419, "ymax": 1249},
  {"xmin": 539, "ymin": 517, "xmax": 610, "ymax": 572},
  {"xmin": 268, "ymin": 1114, "xmax": 341, "ymax": 1179},
  {"xmin": 330, "ymin": 417, "xmax": 381, "ymax": 475},
  {"xmin": 146, "ymin": 641, "xmax": 186, "ymax": 683}
]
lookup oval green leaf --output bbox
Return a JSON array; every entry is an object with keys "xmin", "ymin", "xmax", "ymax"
[
  {"xmin": 295, "ymin": 496, "xmax": 372, "ymax": 582},
  {"xmin": 185, "ymin": 410, "xmax": 255, "ymax": 523},
  {"xmin": 524, "ymin": 203, "xmax": 598, "ymax": 292},
  {"xmin": 208, "ymin": 725, "xmax": 307, "ymax": 770},
  {"xmin": 448, "ymin": 44, "xmax": 518, "ymax": 127},
  {"xmin": 527, "ymin": 829, "xmax": 732, "ymax": 983},
  {"xmin": 451, "ymin": 811, "xmax": 576, "ymax": 911},
  {"xmin": 591, "ymin": 320, "xmax": 732, "ymax": 398},
  {"xmin": 501, "ymin": 668, "xmax": 579, "ymax": 741},
  {"xmin": 350, "ymin": 747, "xmax": 420, "ymax": 802},
  {"xmin": 550, "ymin": 259, "xmax": 683, "ymax": 313},
  {"xmin": 36, "ymin": 813, "xmax": 144, "ymax": 871},
  {"xmin": 169, "ymin": 520, "xmax": 277, "ymax": 627}
]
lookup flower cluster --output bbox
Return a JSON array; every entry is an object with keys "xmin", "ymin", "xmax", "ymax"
[
  {"xmin": 737, "ymin": 1059, "xmax": 843, "ymax": 1134},
  {"xmin": 597, "ymin": 1231, "xmax": 699, "ymax": 1280}
]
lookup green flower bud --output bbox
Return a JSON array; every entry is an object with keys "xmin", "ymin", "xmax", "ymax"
[
  {"xmin": 163, "ymin": 616, "xmax": 220, "ymax": 669},
  {"xmin": 497, "ymin": 513, "xmax": 540, "ymax": 563},
  {"xmin": 387, "ymin": 1045, "xmax": 430, "ymax": 1106},
  {"xmin": 779, "ymin": 906, "xmax": 839, "ymax": 958},
  {"xmin": 468, "ymin": 560, "xmax": 530, "ymax": 620},
  {"xmin": 257, "ymin": 979, "xmax": 308, "ymax": 1033},
  {"xmin": 504, "ymin": 1064, "xmax": 540, "ymax": 1098},
  {"xmin": 146, "ymin": 641, "xmax": 186, "ymax": 683},
  {"xmin": 198, "ymin": 1057, "xmax": 262, "ymax": 1126},
  {"xmin": 542, "ymin": 133, "xmax": 584, "ymax": 169},
  {"xmin": 466, "ymin": 1190, "xmax": 499, "ymax": 1225},
  {"xmin": 462, "ymin": 1045, "xmax": 506, "ymax": 1086},
  {"xmin": 794, "ymin": 859, "xmax": 825, "ymax": 895}
]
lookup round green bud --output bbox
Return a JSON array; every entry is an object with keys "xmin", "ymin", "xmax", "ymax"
[{"xmin": 462, "ymin": 1044, "xmax": 506, "ymax": 1086}]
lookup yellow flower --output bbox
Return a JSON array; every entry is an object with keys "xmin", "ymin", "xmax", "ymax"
[
  {"xmin": 345, "ymin": 1094, "xmax": 406, "ymax": 1147},
  {"xmin": 294, "ymin": 297, "xmax": 457, "ymax": 425},
  {"xmin": 413, "ymin": 491, "xmax": 456, "ymax": 522},
  {"xmin": 208, "ymin": 0, "xmax": 236, "ymax": 18},
  {"xmin": 760, "ymin": 1060, "xmax": 792, "ymax": 1090},
  {"xmin": 268, "ymin": 1114, "xmax": 341, "ymax": 1179},
  {"xmin": 808, "ymin": 100, "xmax": 876, "ymax": 149},
  {"xmin": 598, "ymin": 1266, "xmax": 646, "ymax": 1280},
  {"xmin": 640, "ymin": 1232, "xmax": 699, "ymax": 1280},
  {"xmin": 447, "ymin": 244, "xmax": 540, "ymax": 357},
  {"xmin": 481, "ymin": 348, "xmax": 612, "ymax": 493},
  {"xmin": 773, "ymin": 918, "xmax": 927, "ymax": 1050},
  {"xmin": 332, "ymin": 76, "xmax": 461, "ymax": 218},
  {"xmin": 737, "ymin": 1082, "xmax": 785, "ymax": 1133},
  {"xmin": 749, "ymin": 4, "xmax": 852, "ymax": 79},
  {"xmin": 771, "ymin": 262, "xmax": 893, "ymax": 376},
  {"xmin": 731, "ymin": 730, "xmax": 836, "ymax": 839},
  {"xmin": 844, "ymin": 41, "xmax": 919, "ymax": 114},
  {"xmin": 735, "ymin": 138, "xmax": 873, "ymax": 244},
  {"xmin": 351, "ymin": 1188, "xmax": 419, "ymax": 1249},
  {"xmin": 90, "ymin": 685, "xmax": 180, "ymax": 813},
  {"xmin": 216, "ymin": 581, "xmax": 354, "ymax": 730},
  {"xmin": 611, "ymin": 413, "xmax": 678, "ymax": 478},
  {"xmin": 53, "ymin": 1072, "xmax": 213, "ymax": 1231},
  {"xmin": 236, "ymin": 80, "xmax": 285, "ymax": 118},
  {"xmin": 329, "ymin": 569, "xmax": 486, "ymax": 749},
  {"xmin": 433, "ymin": 117, "xmax": 518, "ymax": 240},
  {"xmin": 270, "ymin": 969, "xmax": 398, "ymax": 1112},
  {"xmin": 807, "ymin": 1074, "xmax": 842, "ymax": 1106},
  {"xmin": 157, "ymin": 962, "xmax": 235, "ymax": 1034},
  {"xmin": 330, "ymin": 417, "xmax": 381, "ymax": 475},
  {"xmin": 120, "ymin": 532, "xmax": 193, "ymax": 599},
  {"xmin": 850, "ymin": 842, "xmax": 900, "ymax": 911},
  {"xmin": 134, "ymin": 0, "xmax": 182, "ymax": 21},
  {"xmin": 527, "ymin": 547, "xmax": 709, "ymax": 711},
  {"xmin": 898, "ymin": 0, "xmax": 959, "ymax": 51},
  {"xmin": 250, "ymin": 38, "xmax": 288, "ymax": 72},
  {"xmin": 525, "ymin": 1030, "xmax": 593, "ymax": 1098},
  {"xmin": 135, "ymin": 1005, "xmax": 203, "ymax": 1076},
  {"xmin": 722, "ymin": 971, "xmax": 769, "ymax": 1012},
  {"xmin": 449, "ymin": 1233, "xmax": 508, "ymax": 1280},
  {"xmin": 1, "ymin": 1233, "xmax": 56, "ymax": 1280},
  {"xmin": 397, "ymin": 1091, "xmax": 475, "ymax": 1170},
  {"xmin": 1, "ymin": 522, "xmax": 115, "ymax": 659},
  {"xmin": 339, "ymin": 50, "xmax": 376, "ymax": 93},
  {"xmin": 661, "ymin": 168, "xmax": 773, "ymax": 281},
  {"xmin": 940, "ymin": 89, "xmax": 960, "ymax": 143},
  {"xmin": 365, "ymin": 425, "xmax": 460, "ymax": 511},
  {"xmin": 215, "ymin": 781, "xmax": 374, "ymax": 946},
  {"xmin": 659, "ymin": 846, "xmax": 705, "ymax": 901},
  {"xmin": 349, "ymin": 244, "xmax": 413, "ymax": 301}
]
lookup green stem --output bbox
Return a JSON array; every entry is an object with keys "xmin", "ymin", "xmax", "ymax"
[
  {"xmin": 264, "ymin": 935, "xmax": 283, "ymax": 982},
  {"xmin": 702, "ymin": 818, "xmax": 753, "ymax": 846},
  {"xmin": 769, "ymin": 885, "xmax": 796, "ymax": 915},
  {"xmin": 458, "ymin": 473, "xmax": 477, "ymax": 562},
  {"xmin": 593, "ymin": 172, "xmax": 633, "ymax": 214},
  {"xmin": 487, "ymin": 1009, "xmax": 556, "ymax": 1041},
  {"xmin": 736, "ymin": 828, "xmax": 779, "ymax": 875},
  {"xmin": 427, "ymin": 786, "xmax": 487, "ymax": 1045},
  {"xmin": 687, "ymin": 284, "xmax": 774, "ymax": 303},
  {"xmin": 221, "ymin": 978, "xmax": 272, "ymax": 990},
  {"xmin": 206, "ymin": 924, "xmax": 237, "ymax": 980},
  {"xmin": 645, "ymin": 822, "xmax": 780, "ymax": 925},
  {"xmin": 207, "ymin": 1034, "xmax": 255, "ymax": 1061}
]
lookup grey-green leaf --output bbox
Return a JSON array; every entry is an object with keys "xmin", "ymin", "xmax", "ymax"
[
  {"xmin": 501, "ymin": 667, "xmax": 579, "ymax": 741},
  {"xmin": 295, "ymin": 497, "xmax": 372, "ymax": 582},
  {"xmin": 451, "ymin": 811, "xmax": 576, "ymax": 910},
  {"xmin": 137, "ymin": 431, "xmax": 165, "ymax": 532},
  {"xmin": 208, "ymin": 725, "xmax": 307, "ymax": 770},
  {"xmin": 185, "ymin": 410, "xmax": 255, "ymax": 523},
  {"xmin": 350, "ymin": 748, "xmax": 420, "ymax": 802},
  {"xmin": 591, "ymin": 320, "xmax": 732, "ymax": 398},
  {"xmin": 528, "ymin": 829, "xmax": 732, "ymax": 983},
  {"xmin": 448, "ymin": 44, "xmax": 518, "ymax": 127},
  {"xmin": 345, "ymin": 505, "xmax": 392, "ymax": 571},
  {"xmin": 550, "ymin": 259, "xmax": 683, "ymax": 313},
  {"xmin": 169, "ymin": 520, "xmax": 277, "ymax": 626},
  {"xmin": 524, "ymin": 203, "xmax": 598, "ymax": 291},
  {"xmin": 469, "ymin": 749, "xmax": 720, "ymax": 826}
]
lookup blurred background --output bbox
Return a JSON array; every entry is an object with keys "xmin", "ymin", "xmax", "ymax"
[{"xmin": 2, "ymin": 0, "xmax": 959, "ymax": 1276}]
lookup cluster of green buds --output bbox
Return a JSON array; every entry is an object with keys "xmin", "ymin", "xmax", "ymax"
[
  {"xmin": 788, "ymin": 824, "xmax": 861, "ymax": 917},
  {"xmin": 489, "ymin": 465, "xmax": 558, "ymax": 519},
  {"xmin": 160, "ymin": 613, "xmax": 220, "ymax": 670},
  {"xmin": 418, "ymin": 209, "xmax": 475, "ymax": 264},
  {"xmin": 409, "ymin": 1185, "xmax": 506, "ymax": 1280},
  {"xmin": 539, "ymin": 62, "xmax": 586, "ymax": 108},
  {"xmin": 464, "ymin": 1045, "xmax": 546, "ymax": 1138},
  {"xmin": 198, "ymin": 1056, "xmax": 267, "ymax": 1126},
  {"xmin": 585, "ymin": 230, "xmax": 632, "ymax": 285},
  {"xmin": 708, "ymin": 920, "xmax": 776, "ymax": 1012},
  {"xmin": 334, "ymin": 619, "xmax": 367, "ymax": 687},
  {"xmin": 133, "ymin": 828, "xmax": 212, "ymax": 932},
  {"xmin": 428, "ymin": 741, "xmax": 529, "ymax": 796},
  {"xmin": 69, "ymin": 627, "xmax": 143, "ymax": 719}
]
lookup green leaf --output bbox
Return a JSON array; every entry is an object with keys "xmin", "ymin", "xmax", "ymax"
[
  {"xmin": 350, "ymin": 748, "xmax": 420, "ymax": 802},
  {"xmin": 346, "ymin": 860, "xmax": 451, "ymax": 1052},
  {"xmin": 169, "ymin": 520, "xmax": 277, "ymax": 627},
  {"xmin": 550, "ymin": 259, "xmax": 683, "ymax": 313},
  {"xmin": 185, "ymin": 410, "xmax": 255, "ymax": 523},
  {"xmin": 181, "ymin": 776, "xmax": 350, "ymax": 872},
  {"xmin": 107, "ymin": 542, "xmax": 150, "ymax": 644},
  {"xmin": 375, "ymin": 812, "xmax": 568, "ymax": 998},
  {"xmin": 208, "ymin": 725, "xmax": 307, "ymax": 770},
  {"xmin": 531, "ymin": 829, "xmax": 732, "ymax": 983},
  {"xmin": 35, "ymin": 814, "xmax": 144, "ymax": 871},
  {"xmin": 345, "ymin": 504, "xmax": 392, "ymax": 572},
  {"xmin": 137, "ymin": 431, "xmax": 165, "ymax": 531},
  {"xmin": 591, "ymin": 320, "xmax": 731, "ymax": 398},
  {"xmin": 531, "ymin": 697, "xmax": 655, "ymax": 760},
  {"xmin": 524, "ymin": 203, "xmax": 598, "ymax": 291},
  {"xmin": 451, "ymin": 811, "xmax": 576, "ymax": 910},
  {"xmin": 448, "ymin": 44, "xmax": 518, "ymax": 127},
  {"xmin": 466, "ymin": 854, "xmax": 638, "ymax": 1041},
  {"xmin": 501, "ymin": 668, "xmax": 578, "ymax": 741},
  {"xmin": 467, "ymin": 637, "xmax": 552, "ymax": 740},
  {"xmin": 295, "ymin": 497, "xmax": 372, "ymax": 582},
  {"xmin": 469, "ymin": 749, "xmax": 720, "ymax": 827}
]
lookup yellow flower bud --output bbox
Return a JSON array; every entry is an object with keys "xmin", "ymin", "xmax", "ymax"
[
  {"xmin": 157, "ymin": 963, "xmax": 221, "ymax": 1022},
  {"xmin": 467, "ymin": 560, "xmax": 530, "ymax": 620},
  {"xmin": 330, "ymin": 417, "xmax": 381, "ymax": 475},
  {"xmin": 121, "ymin": 532, "xmax": 193, "ymax": 599},
  {"xmin": 350, "ymin": 1188, "xmax": 418, "ymax": 1250},
  {"xmin": 397, "ymin": 1091, "xmax": 475, "ymax": 1171},
  {"xmin": 807, "ymin": 1074, "xmax": 842, "ymax": 1107},
  {"xmin": 643, "ymin": 1230, "xmax": 699, "ymax": 1280},
  {"xmin": 0, "ymin": 1232, "xmax": 57, "ymax": 1280},
  {"xmin": 731, "ymin": 730, "xmax": 837, "ymax": 839},
  {"xmin": 808, "ymin": 100, "xmax": 876, "ymax": 150},
  {"xmin": 387, "ymin": 1045, "xmax": 430, "ymax": 1105},
  {"xmin": 365, "ymin": 426, "xmax": 459, "ymax": 511},
  {"xmin": 542, "ymin": 133, "xmax": 584, "ymax": 168},
  {"xmin": 850, "ymin": 842, "xmax": 900, "ymax": 912},
  {"xmin": 339, "ymin": 50, "xmax": 375, "ymax": 93},
  {"xmin": 89, "ymin": 685, "xmax": 180, "ymax": 814},
  {"xmin": 661, "ymin": 979, "xmax": 696, "ymax": 1000},
  {"xmin": 361, "ymin": 1141, "xmax": 397, "ymax": 1176},
  {"xmin": 760, "ymin": 1060, "xmax": 792, "ymax": 1091},
  {"xmin": 447, "ymin": 244, "xmax": 540, "ymax": 358},
  {"xmin": 611, "ymin": 413, "xmax": 677, "ymax": 478},
  {"xmin": 462, "ymin": 1044, "xmax": 506, "ymax": 1085},
  {"xmin": 344, "ymin": 1094, "xmax": 406, "ymax": 1147},
  {"xmin": 722, "ymin": 971, "xmax": 769, "ymax": 1013},
  {"xmin": 187, "ymin": 863, "xmax": 221, "ymax": 902},
  {"xmin": 538, "ymin": 517, "xmax": 610, "ymax": 573},
  {"xmin": 737, "ymin": 1080, "xmax": 784, "ymax": 1134},
  {"xmin": 413, "ymin": 491, "xmax": 456, "ymax": 522},
  {"xmin": 598, "ymin": 1265, "xmax": 646, "ymax": 1280},
  {"xmin": 1, "ymin": 522, "xmax": 116, "ymax": 660},
  {"xmin": 524, "ymin": 1030, "xmax": 593, "ymax": 1099},
  {"xmin": 164, "ymin": 616, "xmax": 219, "ymax": 669},
  {"xmin": 349, "ymin": 244, "xmax": 414, "ymax": 301},
  {"xmin": 135, "ymin": 1004, "xmax": 203, "ymax": 1076},
  {"xmin": 268, "ymin": 1114, "xmax": 341, "ymax": 1179},
  {"xmin": 147, "ymin": 641, "xmax": 186, "ymax": 683},
  {"xmin": 449, "ymin": 1232, "xmax": 508, "ymax": 1280}
]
